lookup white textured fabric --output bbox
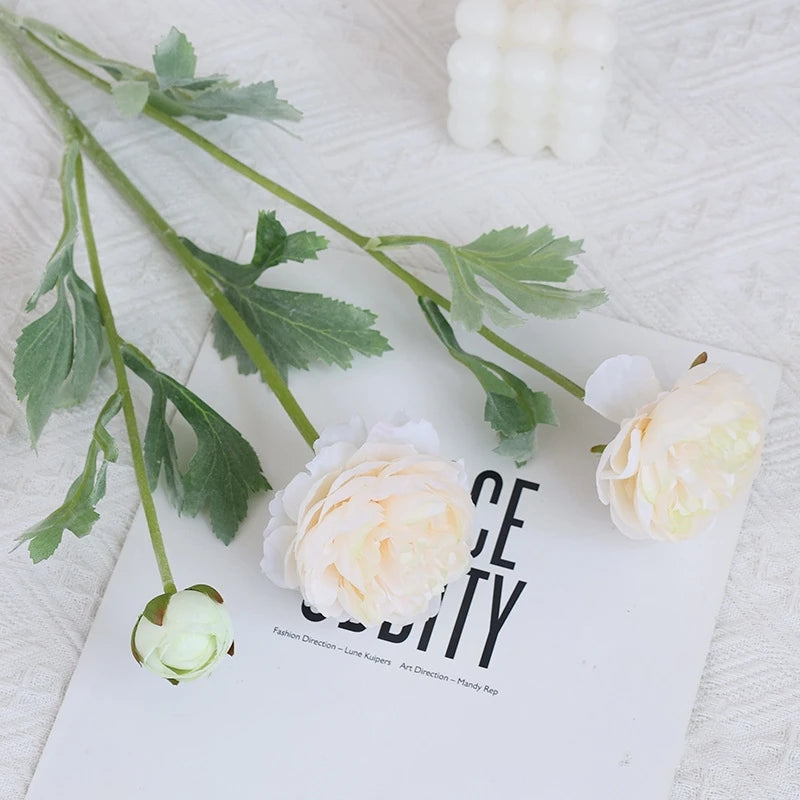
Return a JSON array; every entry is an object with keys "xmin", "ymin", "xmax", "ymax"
[{"xmin": 0, "ymin": 1, "xmax": 798, "ymax": 798}]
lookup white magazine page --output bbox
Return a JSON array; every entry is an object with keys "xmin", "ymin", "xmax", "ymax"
[{"xmin": 26, "ymin": 249, "xmax": 782, "ymax": 800}]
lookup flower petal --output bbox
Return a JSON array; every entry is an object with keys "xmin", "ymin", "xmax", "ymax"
[
  {"xmin": 584, "ymin": 354, "xmax": 662, "ymax": 424},
  {"xmin": 261, "ymin": 524, "xmax": 300, "ymax": 588},
  {"xmin": 281, "ymin": 473, "xmax": 316, "ymax": 522},
  {"xmin": 313, "ymin": 416, "xmax": 366, "ymax": 453},
  {"xmin": 367, "ymin": 418, "xmax": 440, "ymax": 455}
]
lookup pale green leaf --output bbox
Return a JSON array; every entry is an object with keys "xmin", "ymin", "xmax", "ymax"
[
  {"xmin": 419, "ymin": 298, "xmax": 557, "ymax": 466},
  {"xmin": 152, "ymin": 27, "xmax": 197, "ymax": 89},
  {"xmin": 210, "ymin": 286, "xmax": 392, "ymax": 382},
  {"xmin": 27, "ymin": 142, "xmax": 79, "ymax": 310},
  {"xmin": 474, "ymin": 272, "xmax": 607, "ymax": 320},
  {"xmin": 16, "ymin": 272, "xmax": 106, "ymax": 435},
  {"xmin": 176, "ymin": 81, "xmax": 302, "ymax": 123},
  {"xmin": 59, "ymin": 273, "xmax": 105, "ymax": 407},
  {"xmin": 375, "ymin": 227, "xmax": 606, "ymax": 331},
  {"xmin": 16, "ymin": 142, "xmax": 106, "ymax": 436},
  {"xmin": 122, "ymin": 344, "xmax": 269, "ymax": 544},
  {"xmin": 148, "ymin": 29, "xmax": 300, "ymax": 124},
  {"xmin": 182, "ymin": 211, "xmax": 328, "ymax": 288},
  {"xmin": 460, "ymin": 226, "xmax": 583, "ymax": 281},
  {"xmin": 252, "ymin": 210, "xmax": 327, "ymax": 269},
  {"xmin": 183, "ymin": 212, "xmax": 386, "ymax": 380},
  {"xmin": 142, "ymin": 379, "xmax": 183, "ymax": 510},
  {"xmin": 16, "ymin": 393, "xmax": 122, "ymax": 562},
  {"xmin": 251, "ymin": 209, "xmax": 288, "ymax": 271},
  {"xmin": 493, "ymin": 431, "xmax": 536, "ymax": 465},
  {"xmin": 25, "ymin": 20, "xmax": 301, "ymax": 127},
  {"xmin": 112, "ymin": 80, "xmax": 150, "ymax": 117},
  {"xmin": 284, "ymin": 230, "xmax": 329, "ymax": 263},
  {"xmin": 14, "ymin": 284, "xmax": 74, "ymax": 444}
]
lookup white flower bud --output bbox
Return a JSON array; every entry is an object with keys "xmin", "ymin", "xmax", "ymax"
[{"xmin": 131, "ymin": 585, "xmax": 234, "ymax": 684}]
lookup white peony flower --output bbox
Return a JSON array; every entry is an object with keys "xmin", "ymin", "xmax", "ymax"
[
  {"xmin": 131, "ymin": 585, "xmax": 234, "ymax": 684},
  {"xmin": 261, "ymin": 417, "xmax": 475, "ymax": 626},
  {"xmin": 584, "ymin": 354, "xmax": 765, "ymax": 541}
]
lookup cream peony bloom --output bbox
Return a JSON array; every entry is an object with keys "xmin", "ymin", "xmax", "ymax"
[
  {"xmin": 584, "ymin": 355, "xmax": 764, "ymax": 541},
  {"xmin": 261, "ymin": 417, "xmax": 475, "ymax": 626},
  {"xmin": 131, "ymin": 586, "xmax": 234, "ymax": 684}
]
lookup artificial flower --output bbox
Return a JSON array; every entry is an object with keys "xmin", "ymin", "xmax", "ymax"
[
  {"xmin": 584, "ymin": 354, "xmax": 764, "ymax": 541},
  {"xmin": 131, "ymin": 585, "xmax": 234, "ymax": 684},
  {"xmin": 262, "ymin": 417, "xmax": 475, "ymax": 626}
]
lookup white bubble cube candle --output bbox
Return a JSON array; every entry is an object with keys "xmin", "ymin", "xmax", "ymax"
[{"xmin": 447, "ymin": 0, "xmax": 619, "ymax": 161}]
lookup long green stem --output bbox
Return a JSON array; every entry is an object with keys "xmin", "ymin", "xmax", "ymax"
[
  {"xmin": 78, "ymin": 126, "xmax": 320, "ymax": 447},
  {"xmin": 12, "ymin": 17, "xmax": 586, "ymax": 401},
  {"xmin": 74, "ymin": 153, "xmax": 176, "ymax": 594},
  {"xmin": 0, "ymin": 22, "xmax": 319, "ymax": 447}
]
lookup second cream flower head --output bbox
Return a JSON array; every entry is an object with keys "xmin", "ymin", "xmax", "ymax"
[{"xmin": 585, "ymin": 355, "xmax": 764, "ymax": 541}]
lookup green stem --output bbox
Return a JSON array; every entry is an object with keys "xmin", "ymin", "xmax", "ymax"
[
  {"xmin": 74, "ymin": 152, "xmax": 176, "ymax": 594},
  {"xmin": 0, "ymin": 22, "xmax": 319, "ymax": 447},
  {"xmin": 0, "ymin": 17, "xmax": 77, "ymax": 137},
  {"xmin": 18, "ymin": 23, "xmax": 112, "ymax": 92},
  {"xmin": 13, "ymin": 19, "xmax": 586, "ymax": 401},
  {"xmin": 78, "ymin": 130, "xmax": 320, "ymax": 448}
]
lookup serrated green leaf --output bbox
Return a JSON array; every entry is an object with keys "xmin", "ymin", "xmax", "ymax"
[
  {"xmin": 15, "ymin": 141, "xmax": 107, "ymax": 439},
  {"xmin": 160, "ymin": 74, "xmax": 229, "ymax": 91},
  {"xmin": 14, "ymin": 284, "xmax": 74, "ymax": 445},
  {"xmin": 484, "ymin": 392, "xmax": 530, "ymax": 436},
  {"xmin": 16, "ymin": 393, "xmax": 122, "ymax": 562},
  {"xmin": 16, "ymin": 138, "xmax": 107, "ymax": 433},
  {"xmin": 212, "ymin": 286, "xmax": 391, "ymax": 382},
  {"xmin": 59, "ymin": 273, "xmax": 105, "ymax": 407},
  {"xmin": 27, "ymin": 142, "xmax": 79, "ymax": 310},
  {"xmin": 152, "ymin": 27, "xmax": 196, "ymax": 89},
  {"xmin": 25, "ymin": 19, "xmax": 301, "ymax": 127},
  {"xmin": 112, "ymin": 80, "xmax": 150, "ymax": 117},
  {"xmin": 142, "ymin": 378, "xmax": 184, "ymax": 510},
  {"xmin": 251, "ymin": 210, "xmax": 287, "ymax": 271},
  {"xmin": 432, "ymin": 243, "xmax": 488, "ymax": 331},
  {"xmin": 253, "ymin": 210, "xmax": 326, "ymax": 270},
  {"xmin": 284, "ymin": 230, "xmax": 329, "ymax": 262},
  {"xmin": 175, "ymin": 81, "xmax": 302, "ymax": 124},
  {"xmin": 493, "ymin": 431, "xmax": 537, "ymax": 466},
  {"xmin": 419, "ymin": 297, "xmax": 557, "ymax": 466},
  {"xmin": 473, "ymin": 272, "xmax": 607, "ymax": 320},
  {"xmin": 375, "ymin": 227, "xmax": 606, "ymax": 331},
  {"xmin": 182, "ymin": 212, "xmax": 386, "ymax": 381},
  {"xmin": 527, "ymin": 388, "xmax": 558, "ymax": 426},
  {"xmin": 148, "ymin": 30, "xmax": 302, "ymax": 125},
  {"xmin": 182, "ymin": 211, "xmax": 328, "ymax": 288},
  {"xmin": 122, "ymin": 344, "xmax": 269, "ymax": 544},
  {"xmin": 460, "ymin": 227, "xmax": 583, "ymax": 281},
  {"xmin": 182, "ymin": 238, "xmax": 252, "ymax": 287}
]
